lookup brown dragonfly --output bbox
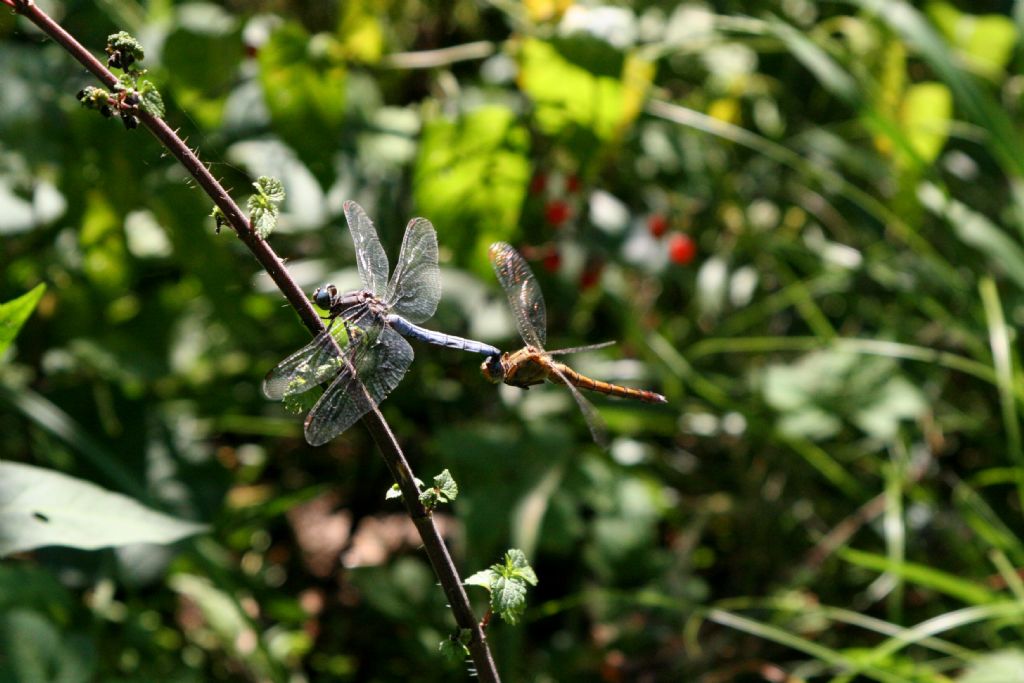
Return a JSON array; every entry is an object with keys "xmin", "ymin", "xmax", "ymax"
[{"xmin": 481, "ymin": 242, "xmax": 666, "ymax": 444}]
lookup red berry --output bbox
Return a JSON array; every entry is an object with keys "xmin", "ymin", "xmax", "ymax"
[
  {"xmin": 544, "ymin": 200, "xmax": 571, "ymax": 226},
  {"xmin": 542, "ymin": 249, "xmax": 561, "ymax": 272},
  {"xmin": 580, "ymin": 263, "xmax": 603, "ymax": 289},
  {"xmin": 529, "ymin": 172, "xmax": 547, "ymax": 195},
  {"xmin": 647, "ymin": 213, "xmax": 668, "ymax": 238},
  {"xmin": 566, "ymin": 174, "xmax": 581, "ymax": 193},
  {"xmin": 667, "ymin": 232, "xmax": 696, "ymax": 265}
]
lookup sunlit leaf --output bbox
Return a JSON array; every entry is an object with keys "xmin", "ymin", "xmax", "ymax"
[
  {"xmin": 0, "ymin": 283, "xmax": 45, "ymax": 358},
  {"xmin": 927, "ymin": 2, "xmax": 1018, "ymax": 77},
  {"xmin": 414, "ymin": 105, "xmax": 530, "ymax": 267},
  {"xmin": 518, "ymin": 37, "xmax": 646, "ymax": 141},
  {"xmin": 337, "ymin": 1, "xmax": 384, "ymax": 63},
  {"xmin": 491, "ymin": 573, "xmax": 528, "ymax": 625},
  {"xmin": 898, "ymin": 81, "xmax": 951, "ymax": 165}
]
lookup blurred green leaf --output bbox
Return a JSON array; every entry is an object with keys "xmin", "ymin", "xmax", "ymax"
[
  {"xmin": 258, "ymin": 23, "xmax": 347, "ymax": 185},
  {"xmin": 336, "ymin": 0, "xmax": 384, "ymax": 63},
  {"xmin": 762, "ymin": 351, "xmax": 926, "ymax": 441},
  {"xmin": 927, "ymin": 2, "xmax": 1018, "ymax": 77},
  {"xmin": 0, "ymin": 282, "xmax": 44, "ymax": 358},
  {"xmin": 0, "ymin": 610, "xmax": 95, "ymax": 683},
  {"xmin": 899, "ymin": 82, "xmax": 951, "ymax": 165},
  {"xmin": 518, "ymin": 37, "xmax": 650, "ymax": 142},
  {"xmin": 840, "ymin": 548, "xmax": 998, "ymax": 605},
  {"xmin": 0, "ymin": 462, "xmax": 206, "ymax": 556},
  {"xmin": 162, "ymin": 4, "xmax": 243, "ymax": 127}
]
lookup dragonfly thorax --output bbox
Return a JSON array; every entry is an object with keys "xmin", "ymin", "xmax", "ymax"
[{"xmin": 312, "ymin": 285, "xmax": 381, "ymax": 317}]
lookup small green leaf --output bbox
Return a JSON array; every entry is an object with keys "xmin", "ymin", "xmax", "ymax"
[
  {"xmin": 464, "ymin": 569, "xmax": 496, "ymax": 589},
  {"xmin": 249, "ymin": 203, "xmax": 278, "ymax": 239},
  {"xmin": 434, "ymin": 469, "xmax": 458, "ymax": 502},
  {"xmin": 247, "ymin": 176, "xmax": 286, "ymax": 239},
  {"xmin": 464, "ymin": 550, "xmax": 537, "ymax": 625},
  {"xmin": 0, "ymin": 284, "xmax": 46, "ymax": 358},
  {"xmin": 137, "ymin": 80, "xmax": 165, "ymax": 117},
  {"xmin": 490, "ymin": 574, "xmax": 528, "ymax": 625},
  {"xmin": 419, "ymin": 488, "xmax": 439, "ymax": 509},
  {"xmin": 438, "ymin": 632, "xmax": 470, "ymax": 663},
  {"xmin": 504, "ymin": 548, "xmax": 538, "ymax": 586},
  {"xmin": 255, "ymin": 176, "xmax": 286, "ymax": 202}
]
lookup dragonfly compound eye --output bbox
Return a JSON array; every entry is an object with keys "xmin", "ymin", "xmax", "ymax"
[
  {"xmin": 481, "ymin": 355, "xmax": 504, "ymax": 383},
  {"xmin": 312, "ymin": 286, "xmax": 333, "ymax": 309}
]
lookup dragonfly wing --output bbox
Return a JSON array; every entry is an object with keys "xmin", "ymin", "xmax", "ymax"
[
  {"xmin": 344, "ymin": 200, "xmax": 389, "ymax": 298},
  {"xmin": 386, "ymin": 217, "xmax": 440, "ymax": 324},
  {"xmin": 303, "ymin": 324, "xmax": 414, "ymax": 446},
  {"xmin": 263, "ymin": 326, "xmax": 348, "ymax": 400},
  {"xmin": 489, "ymin": 242, "xmax": 546, "ymax": 348},
  {"xmin": 548, "ymin": 364, "xmax": 608, "ymax": 447},
  {"xmin": 546, "ymin": 340, "xmax": 617, "ymax": 356}
]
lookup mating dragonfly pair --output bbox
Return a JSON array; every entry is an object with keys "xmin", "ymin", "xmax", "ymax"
[{"xmin": 264, "ymin": 202, "xmax": 666, "ymax": 446}]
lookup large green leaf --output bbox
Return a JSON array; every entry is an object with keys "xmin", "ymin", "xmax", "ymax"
[
  {"xmin": 414, "ymin": 105, "xmax": 530, "ymax": 267},
  {"xmin": 0, "ymin": 462, "xmax": 206, "ymax": 556},
  {"xmin": 0, "ymin": 283, "xmax": 44, "ymax": 358}
]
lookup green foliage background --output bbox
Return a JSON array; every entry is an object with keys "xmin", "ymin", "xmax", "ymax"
[{"xmin": 4, "ymin": 0, "xmax": 1024, "ymax": 681}]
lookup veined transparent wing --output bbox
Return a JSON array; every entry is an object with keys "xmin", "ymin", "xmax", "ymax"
[
  {"xmin": 344, "ymin": 200, "xmax": 389, "ymax": 298},
  {"xmin": 489, "ymin": 242, "xmax": 547, "ymax": 348},
  {"xmin": 548, "ymin": 363, "xmax": 608, "ymax": 447},
  {"xmin": 263, "ymin": 323, "xmax": 353, "ymax": 400},
  {"xmin": 303, "ymin": 324, "xmax": 414, "ymax": 446},
  {"xmin": 385, "ymin": 217, "xmax": 441, "ymax": 324}
]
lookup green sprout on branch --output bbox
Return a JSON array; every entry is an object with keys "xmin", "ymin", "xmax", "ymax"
[
  {"xmin": 76, "ymin": 31, "xmax": 164, "ymax": 129},
  {"xmin": 438, "ymin": 628, "xmax": 472, "ymax": 663},
  {"xmin": 247, "ymin": 176, "xmax": 286, "ymax": 239},
  {"xmin": 105, "ymin": 31, "xmax": 144, "ymax": 70},
  {"xmin": 465, "ymin": 548, "xmax": 538, "ymax": 626},
  {"xmin": 419, "ymin": 469, "xmax": 458, "ymax": 509}
]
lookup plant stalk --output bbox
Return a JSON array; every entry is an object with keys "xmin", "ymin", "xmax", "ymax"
[{"xmin": 11, "ymin": 2, "xmax": 499, "ymax": 679}]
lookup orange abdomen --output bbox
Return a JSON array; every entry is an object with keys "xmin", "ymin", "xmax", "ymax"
[{"xmin": 553, "ymin": 364, "xmax": 667, "ymax": 404}]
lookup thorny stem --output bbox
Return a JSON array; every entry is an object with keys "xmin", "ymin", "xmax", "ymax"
[{"xmin": 11, "ymin": 2, "xmax": 500, "ymax": 681}]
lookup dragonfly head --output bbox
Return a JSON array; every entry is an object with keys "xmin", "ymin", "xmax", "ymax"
[
  {"xmin": 480, "ymin": 354, "xmax": 505, "ymax": 383},
  {"xmin": 312, "ymin": 284, "xmax": 337, "ymax": 310}
]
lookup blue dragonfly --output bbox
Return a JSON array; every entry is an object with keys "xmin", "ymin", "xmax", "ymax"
[{"xmin": 264, "ymin": 201, "xmax": 500, "ymax": 445}]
